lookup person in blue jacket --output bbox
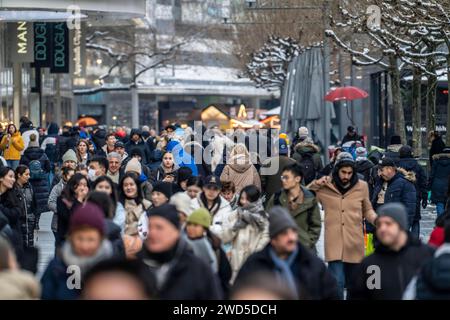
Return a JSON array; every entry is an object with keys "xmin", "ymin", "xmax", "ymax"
[
  {"xmin": 166, "ymin": 140, "xmax": 198, "ymax": 176},
  {"xmin": 371, "ymin": 158, "xmax": 417, "ymax": 231}
]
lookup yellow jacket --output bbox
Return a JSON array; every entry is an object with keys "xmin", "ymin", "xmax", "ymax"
[{"xmin": 0, "ymin": 132, "xmax": 25, "ymax": 160}]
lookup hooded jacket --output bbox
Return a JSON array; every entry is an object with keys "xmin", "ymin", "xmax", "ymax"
[
  {"xmin": 349, "ymin": 236, "xmax": 434, "ymax": 300},
  {"xmin": 266, "ymin": 186, "xmax": 322, "ymax": 250},
  {"xmin": 403, "ymin": 243, "xmax": 450, "ymax": 300},
  {"xmin": 371, "ymin": 168, "xmax": 417, "ymax": 228},
  {"xmin": 220, "ymin": 154, "xmax": 261, "ymax": 194},
  {"xmin": 292, "ymin": 140, "xmax": 323, "ymax": 184}
]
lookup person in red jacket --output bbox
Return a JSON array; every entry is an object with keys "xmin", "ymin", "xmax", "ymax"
[{"xmin": 428, "ymin": 210, "xmax": 450, "ymax": 248}]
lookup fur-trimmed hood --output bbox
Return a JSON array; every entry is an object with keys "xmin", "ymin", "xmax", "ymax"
[
  {"xmin": 397, "ymin": 167, "xmax": 416, "ymax": 183},
  {"xmin": 432, "ymin": 152, "xmax": 450, "ymax": 161},
  {"xmin": 387, "ymin": 144, "xmax": 403, "ymax": 153},
  {"xmin": 294, "ymin": 140, "xmax": 319, "ymax": 155}
]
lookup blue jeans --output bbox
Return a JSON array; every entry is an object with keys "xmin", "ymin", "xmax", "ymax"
[
  {"xmin": 436, "ymin": 202, "xmax": 446, "ymax": 217},
  {"xmin": 6, "ymin": 160, "xmax": 20, "ymax": 170},
  {"xmin": 327, "ymin": 261, "xmax": 359, "ymax": 300}
]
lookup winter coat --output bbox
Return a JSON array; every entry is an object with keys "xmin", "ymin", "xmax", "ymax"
[
  {"xmin": 125, "ymin": 134, "xmax": 152, "ymax": 165},
  {"xmin": 41, "ymin": 240, "xmax": 114, "ymax": 300},
  {"xmin": 166, "ymin": 140, "xmax": 199, "ymax": 176},
  {"xmin": 292, "ymin": 141, "xmax": 324, "ymax": 185},
  {"xmin": 20, "ymin": 147, "xmax": 51, "ymax": 213},
  {"xmin": 190, "ymin": 195, "xmax": 235, "ymax": 242},
  {"xmin": 137, "ymin": 238, "xmax": 223, "ymax": 300},
  {"xmin": 383, "ymin": 144, "xmax": 402, "ymax": 163},
  {"xmin": 16, "ymin": 183, "xmax": 38, "ymax": 248},
  {"xmin": 403, "ymin": 243, "xmax": 450, "ymax": 300},
  {"xmin": 429, "ymin": 152, "xmax": 450, "ymax": 204},
  {"xmin": 430, "ymin": 136, "xmax": 446, "ymax": 168},
  {"xmin": 0, "ymin": 270, "xmax": 41, "ymax": 299},
  {"xmin": 0, "ymin": 188, "xmax": 24, "ymax": 254},
  {"xmin": 91, "ymin": 128, "xmax": 107, "ymax": 150},
  {"xmin": 184, "ymin": 141, "xmax": 211, "ymax": 177},
  {"xmin": 260, "ymin": 155, "xmax": 296, "ymax": 198},
  {"xmin": 235, "ymin": 242, "xmax": 339, "ymax": 300},
  {"xmin": 308, "ymin": 178, "xmax": 377, "ymax": 263},
  {"xmin": 220, "ymin": 154, "xmax": 261, "ymax": 194},
  {"xmin": 150, "ymin": 164, "xmax": 179, "ymax": 186},
  {"xmin": 428, "ymin": 227, "xmax": 445, "ymax": 248},
  {"xmin": 266, "ymin": 187, "xmax": 322, "ymax": 251},
  {"xmin": 122, "ymin": 198, "xmax": 151, "ymax": 236},
  {"xmin": 355, "ymin": 159, "xmax": 375, "ymax": 183},
  {"xmin": 56, "ymin": 132, "xmax": 78, "ymax": 162},
  {"xmin": 182, "ymin": 231, "xmax": 232, "ymax": 295},
  {"xmin": 372, "ymin": 169, "xmax": 417, "ymax": 228},
  {"xmin": 348, "ymin": 236, "xmax": 434, "ymax": 300},
  {"xmin": 397, "ymin": 157, "xmax": 428, "ymax": 221},
  {"xmin": 341, "ymin": 133, "xmax": 364, "ymax": 145},
  {"xmin": 56, "ymin": 198, "xmax": 83, "ymax": 244},
  {"xmin": 220, "ymin": 199, "xmax": 269, "ymax": 280},
  {"xmin": 0, "ymin": 131, "xmax": 25, "ymax": 160}
]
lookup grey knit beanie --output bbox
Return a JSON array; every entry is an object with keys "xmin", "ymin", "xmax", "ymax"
[
  {"xmin": 376, "ymin": 203, "xmax": 408, "ymax": 231},
  {"xmin": 268, "ymin": 206, "xmax": 299, "ymax": 239}
]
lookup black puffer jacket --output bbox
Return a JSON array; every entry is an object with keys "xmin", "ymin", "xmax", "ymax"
[
  {"xmin": 20, "ymin": 147, "xmax": 50, "ymax": 213},
  {"xmin": 414, "ymin": 244, "xmax": 450, "ymax": 300},
  {"xmin": 137, "ymin": 239, "xmax": 223, "ymax": 300},
  {"xmin": 429, "ymin": 152, "xmax": 450, "ymax": 204},
  {"xmin": 235, "ymin": 242, "xmax": 339, "ymax": 300},
  {"xmin": 16, "ymin": 182, "xmax": 38, "ymax": 248},
  {"xmin": 349, "ymin": 236, "xmax": 434, "ymax": 300}
]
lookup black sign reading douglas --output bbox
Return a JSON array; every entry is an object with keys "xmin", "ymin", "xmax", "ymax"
[{"xmin": 34, "ymin": 22, "xmax": 69, "ymax": 73}]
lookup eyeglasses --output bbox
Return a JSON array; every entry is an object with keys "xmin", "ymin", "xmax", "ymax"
[{"xmin": 280, "ymin": 175, "xmax": 290, "ymax": 181}]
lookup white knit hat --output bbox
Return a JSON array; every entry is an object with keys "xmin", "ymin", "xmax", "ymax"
[
  {"xmin": 298, "ymin": 127, "xmax": 309, "ymax": 138},
  {"xmin": 125, "ymin": 158, "xmax": 142, "ymax": 175},
  {"xmin": 169, "ymin": 192, "xmax": 193, "ymax": 216}
]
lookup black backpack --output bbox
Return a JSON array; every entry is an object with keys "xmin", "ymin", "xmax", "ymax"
[
  {"xmin": 297, "ymin": 154, "xmax": 317, "ymax": 186},
  {"xmin": 45, "ymin": 142, "xmax": 58, "ymax": 163}
]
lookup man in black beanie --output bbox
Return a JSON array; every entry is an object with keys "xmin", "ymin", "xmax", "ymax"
[
  {"xmin": 384, "ymin": 134, "xmax": 403, "ymax": 163},
  {"xmin": 137, "ymin": 203, "xmax": 222, "ymax": 299},
  {"xmin": 349, "ymin": 202, "xmax": 434, "ymax": 300},
  {"xmin": 234, "ymin": 206, "xmax": 338, "ymax": 300}
]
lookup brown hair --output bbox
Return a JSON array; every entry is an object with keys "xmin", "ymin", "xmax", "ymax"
[{"xmin": 221, "ymin": 181, "xmax": 235, "ymax": 193}]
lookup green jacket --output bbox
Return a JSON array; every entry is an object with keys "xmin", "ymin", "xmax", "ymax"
[{"xmin": 266, "ymin": 186, "xmax": 322, "ymax": 250}]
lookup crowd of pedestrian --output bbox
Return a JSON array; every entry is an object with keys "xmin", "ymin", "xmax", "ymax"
[{"xmin": 0, "ymin": 118, "xmax": 449, "ymax": 300}]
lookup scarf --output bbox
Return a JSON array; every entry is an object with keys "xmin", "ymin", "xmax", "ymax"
[
  {"xmin": 233, "ymin": 198, "xmax": 268, "ymax": 231},
  {"xmin": 332, "ymin": 168, "xmax": 359, "ymax": 195},
  {"xmin": 141, "ymin": 239, "xmax": 185, "ymax": 290},
  {"xmin": 200, "ymin": 193, "xmax": 221, "ymax": 216},
  {"xmin": 61, "ymin": 240, "xmax": 113, "ymax": 276},
  {"xmin": 183, "ymin": 233, "xmax": 218, "ymax": 273},
  {"xmin": 269, "ymin": 246, "xmax": 299, "ymax": 299}
]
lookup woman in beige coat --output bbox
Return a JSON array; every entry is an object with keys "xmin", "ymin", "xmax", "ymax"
[{"xmin": 220, "ymin": 143, "xmax": 261, "ymax": 194}]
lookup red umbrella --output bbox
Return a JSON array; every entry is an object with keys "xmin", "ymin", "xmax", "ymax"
[{"xmin": 325, "ymin": 86, "xmax": 369, "ymax": 102}]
